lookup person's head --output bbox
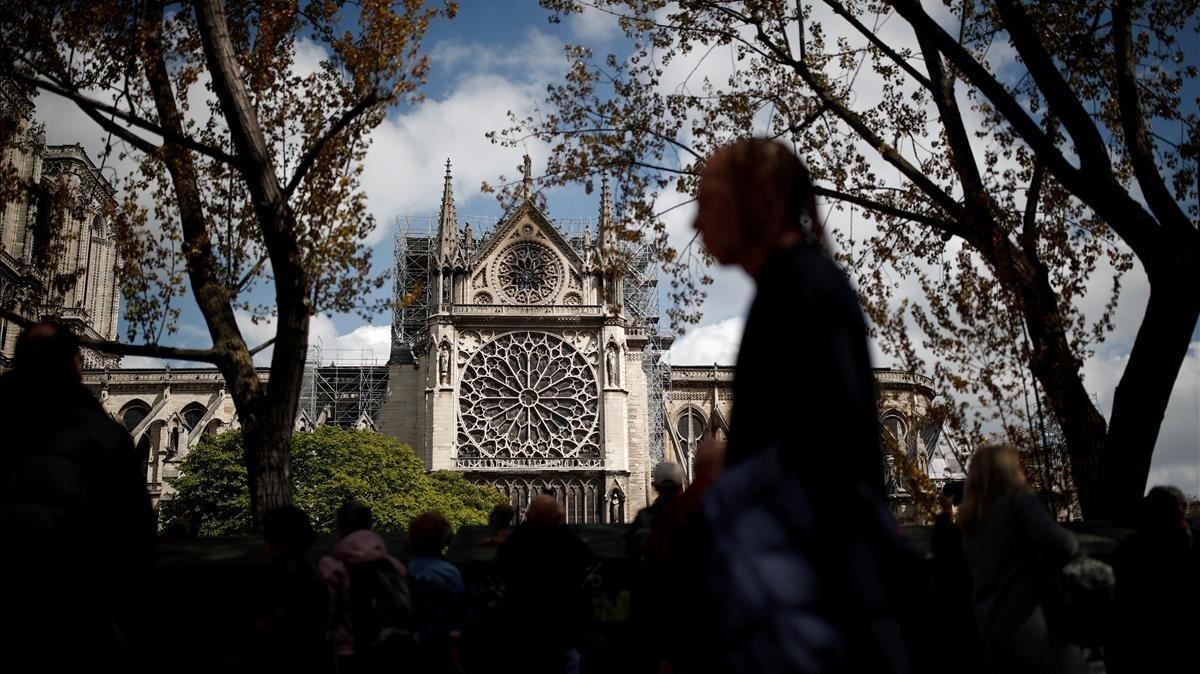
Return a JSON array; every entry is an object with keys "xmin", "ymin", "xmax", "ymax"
[
  {"xmin": 652, "ymin": 461, "xmax": 684, "ymax": 497},
  {"xmin": 488, "ymin": 503, "xmax": 515, "ymax": 531},
  {"xmin": 939, "ymin": 480, "xmax": 966, "ymax": 516},
  {"xmin": 1140, "ymin": 486, "xmax": 1187, "ymax": 533},
  {"xmin": 524, "ymin": 494, "xmax": 564, "ymax": 527},
  {"xmin": 14, "ymin": 321, "xmax": 83, "ymax": 385},
  {"xmin": 409, "ymin": 511, "xmax": 452, "ymax": 557},
  {"xmin": 263, "ymin": 505, "xmax": 317, "ymax": 557},
  {"xmin": 693, "ymin": 138, "xmax": 824, "ymax": 276},
  {"xmin": 958, "ymin": 444, "xmax": 1027, "ymax": 535},
  {"xmin": 335, "ymin": 501, "xmax": 373, "ymax": 539}
]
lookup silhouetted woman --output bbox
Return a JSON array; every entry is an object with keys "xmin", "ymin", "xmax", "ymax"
[
  {"xmin": 694, "ymin": 139, "xmax": 938, "ymax": 673},
  {"xmin": 959, "ymin": 444, "xmax": 1083, "ymax": 674}
]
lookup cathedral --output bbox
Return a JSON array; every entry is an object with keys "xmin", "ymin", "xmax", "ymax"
[
  {"xmin": 1, "ymin": 94, "xmax": 963, "ymax": 522},
  {"xmin": 1, "ymin": 81, "xmax": 121, "ymax": 368}
]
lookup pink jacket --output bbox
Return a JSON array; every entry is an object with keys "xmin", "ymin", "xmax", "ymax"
[{"xmin": 319, "ymin": 530, "xmax": 406, "ymax": 656}]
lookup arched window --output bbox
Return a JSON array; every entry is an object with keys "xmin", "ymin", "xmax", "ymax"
[
  {"xmin": 181, "ymin": 403, "xmax": 207, "ymax": 431},
  {"xmin": 675, "ymin": 409, "xmax": 706, "ymax": 454},
  {"xmin": 881, "ymin": 414, "xmax": 906, "ymax": 449},
  {"xmin": 120, "ymin": 401, "xmax": 151, "ymax": 432},
  {"xmin": 203, "ymin": 419, "xmax": 225, "ymax": 437}
]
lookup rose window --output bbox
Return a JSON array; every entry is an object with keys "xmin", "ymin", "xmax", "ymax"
[
  {"xmin": 497, "ymin": 242, "xmax": 561, "ymax": 303},
  {"xmin": 457, "ymin": 332, "xmax": 599, "ymax": 465}
]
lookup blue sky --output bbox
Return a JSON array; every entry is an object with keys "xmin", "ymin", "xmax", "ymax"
[{"xmin": 31, "ymin": 1, "xmax": 1198, "ymax": 493}]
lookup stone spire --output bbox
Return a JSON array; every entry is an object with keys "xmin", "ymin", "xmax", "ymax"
[
  {"xmin": 521, "ymin": 154, "xmax": 534, "ymax": 199},
  {"xmin": 437, "ymin": 158, "xmax": 458, "ymax": 267},
  {"xmin": 596, "ymin": 173, "xmax": 614, "ymax": 261}
]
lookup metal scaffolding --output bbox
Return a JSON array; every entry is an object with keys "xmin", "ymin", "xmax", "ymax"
[
  {"xmin": 299, "ymin": 341, "xmax": 389, "ymax": 430},
  {"xmin": 624, "ymin": 242, "xmax": 670, "ymax": 465}
]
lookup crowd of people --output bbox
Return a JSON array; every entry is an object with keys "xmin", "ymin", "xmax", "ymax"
[{"xmin": 1, "ymin": 138, "xmax": 1197, "ymax": 673}]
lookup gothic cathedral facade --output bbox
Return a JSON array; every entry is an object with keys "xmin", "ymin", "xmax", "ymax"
[{"xmin": 378, "ymin": 161, "xmax": 651, "ymax": 522}]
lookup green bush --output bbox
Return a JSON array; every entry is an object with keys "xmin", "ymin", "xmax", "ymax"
[{"xmin": 161, "ymin": 426, "xmax": 507, "ymax": 537}]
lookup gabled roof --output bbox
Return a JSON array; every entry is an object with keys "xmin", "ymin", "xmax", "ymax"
[{"xmin": 469, "ymin": 197, "xmax": 586, "ymax": 270}]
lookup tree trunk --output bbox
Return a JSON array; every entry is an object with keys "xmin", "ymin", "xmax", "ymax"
[
  {"xmin": 193, "ymin": 0, "xmax": 311, "ymax": 522},
  {"xmin": 979, "ymin": 233, "xmax": 1110, "ymax": 518},
  {"xmin": 1099, "ymin": 259, "xmax": 1200, "ymax": 519}
]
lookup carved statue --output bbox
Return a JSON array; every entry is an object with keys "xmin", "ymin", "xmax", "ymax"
[
  {"xmin": 608, "ymin": 489, "xmax": 624, "ymax": 524},
  {"xmin": 438, "ymin": 342, "xmax": 450, "ymax": 386},
  {"xmin": 605, "ymin": 344, "xmax": 619, "ymax": 386}
]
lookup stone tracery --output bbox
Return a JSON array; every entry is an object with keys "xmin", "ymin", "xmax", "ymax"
[
  {"xmin": 496, "ymin": 241, "xmax": 561, "ymax": 303},
  {"xmin": 456, "ymin": 331, "xmax": 599, "ymax": 467}
]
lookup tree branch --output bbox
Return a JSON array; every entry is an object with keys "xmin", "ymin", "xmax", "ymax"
[
  {"xmin": 283, "ymin": 92, "xmax": 380, "ymax": 199},
  {"xmin": 916, "ymin": 31, "xmax": 989, "ymax": 229},
  {"xmin": 888, "ymin": 0, "xmax": 1161, "ymax": 264},
  {"xmin": 992, "ymin": 0, "xmax": 1111, "ymax": 175},
  {"xmin": 1, "ymin": 70, "xmax": 237, "ymax": 165},
  {"xmin": 740, "ymin": 9, "xmax": 966, "ymax": 223},
  {"xmin": 248, "ymin": 337, "xmax": 275, "ymax": 356},
  {"xmin": 823, "ymin": 0, "xmax": 933, "ymax": 90},
  {"xmin": 0, "ymin": 308, "xmax": 220, "ymax": 363},
  {"xmin": 813, "ymin": 186, "xmax": 955, "ymax": 231},
  {"xmin": 1112, "ymin": 0, "xmax": 1192, "ymax": 234}
]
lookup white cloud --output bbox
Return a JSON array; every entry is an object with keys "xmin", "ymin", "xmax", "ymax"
[
  {"xmin": 668, "ymin": 316, "xmax": 745, "ymax": 365},
  {"xmin": 360, "ymin": 30, "xmax": 569, "ymax": 244},
  {"xmin": 431, "ymin": 28, "xmax": 563, "ymax": 75},
  {"xmin": 567, "ymin": 5, "xmax": 622, "ymax": 43}
]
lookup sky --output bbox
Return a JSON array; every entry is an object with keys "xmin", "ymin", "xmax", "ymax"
[{"xmin": 30, "ymin": 0, "xmax": 1198, "ymax": 495}]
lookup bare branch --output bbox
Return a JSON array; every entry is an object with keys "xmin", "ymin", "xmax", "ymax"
[
  {"xmin": 248, "ymin": 337, "xmax": 276, "ymax": 357},
  {"xmin": 1, "ymin": 70, "xmax": 237, "ymax": 164},
  {"xmin": 992, "ymin": 0, "xmax": 1111, "ymax": 175},
  {"xmin": 813, "ymin": 186, "xmax": 956, "ymax": 231},
  {"xmin": 823, "ymin": 0, "xmax": 933, "ymax": 90},
  {"xmin": 888, "ymin": 0, "xmax": 1161, "ymax": 262},
  {"xmin": 1112, "ymin": 0, "xmax": 1192, "ymax": 234},
  {"xmin": 0, "ymin": 308, "xmax": 220, "ymax": 363},
  {"xmin": 283, "ymin": 93, "xmax": 381, "ymax": 199}
]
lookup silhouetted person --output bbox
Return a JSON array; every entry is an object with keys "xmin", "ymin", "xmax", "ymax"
[
  {"xmin": 626, "ymin": 461, "xmax": 684, "ymax": 560},
  {"xmin": 930, "ymin": 482, "xmax": 981, "ymax": 670},
  {"xmin": 625, "ymin": 461, "xmax": 683, "ymax": 672},
  {"xmin": 649, "ymin": 440, "xmax": 725, "ymax": 674},
  {"xmin": 694, "ymin": 138, "xmax": 940, "ymax": 673},
  {"xmin": 495, "ymin": 495, "xmax": 594, "ymax": 674},
  {"xmin": 483, "ymin": 502, "xmax": 514, "ymax": 548},
  {"xmin": 1107, "ymin": 485, "xmax": 1199, "ymax": 673},
  {"xmin": 407, "ymin": 511, "xmax": 466, "ymax": 674},
  {"xmin": 0, "ymin": 322, "xmax": 155, "ymax": 670},
  {"xmin": 247, "ymin": 505, "xmax": 331, "ymax": 673},
  {"xmin": 959, "ymin": 444, "xmax": 1083, "ymax": 674},
  {"xmin": 320, "ymin": 502, "xmax": 411, "ymax": 674}
]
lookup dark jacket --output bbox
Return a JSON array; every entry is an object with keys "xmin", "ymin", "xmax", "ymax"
[
  {"xmin": 495, "ymin": 523, "xmax": 593, "ymax": 660},
  {"xmin": 963, "ymin": 491, "xmax": 1078, "ymax": 635},
  {"xmin": 0, "ymin": 372, "xmax": 156, "ymax": 665},
  {"xmin": 1107, "ymin": 524, "xmax": 1199, "ymax": 673},
  {"xmin": 707, "ymin": 243, "xmax": 943, "ymax": 674},
  {"xmin": 726, "ymin": 242, "xmax": 883, "ymax": 496}
]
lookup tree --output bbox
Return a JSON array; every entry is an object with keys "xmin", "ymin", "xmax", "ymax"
[
  {"xmin": 497, "ymin": 0, "xmax": 1198, "ymax": 518},
  {"xmin": 0, "ymin": 0, "xmax": 455, "ymax": 521},
  {"xmin": 161, "ymin": 427, "xmax": 508, "ymax": 536}
]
